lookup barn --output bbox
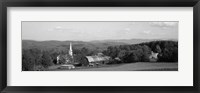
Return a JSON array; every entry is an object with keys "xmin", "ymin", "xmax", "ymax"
[{"xmin": 85, "ymin": 55, "xmax": 110, "ymax": 66}]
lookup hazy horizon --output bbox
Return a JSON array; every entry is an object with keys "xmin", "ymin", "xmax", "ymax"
[
  {"xmin": 22, "ymin": 21, "xmax": 178, "ymax": 41},
  {"xmin": 22, "ymin": 38, "xmax": 178, "ymax": 42}
]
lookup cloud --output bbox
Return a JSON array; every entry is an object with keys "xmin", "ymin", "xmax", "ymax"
[
  {"xmin": 48, "ymin": 26, "xmax": 72, "ymax": 32},
  {"xmin": 55, "ymin": 26, "xmax": 62, "ymax": 30},
  {"xmin": 141, "ymin": 30, "xmax": 166, "ymax": 36},
  {"xmin": 54, "ymin": 26, "xmax": 65, "ymax": 31},
  {"xmin": 124, "ymin": 28, "xmax": 131, "ymax": 31},
  {"xmin": 150, "ymin": 22, "xmax": 178, "ymax": 27},
  {"xmin": 143, "ymin": 30, "xmax": 151, "ymax": 34}
]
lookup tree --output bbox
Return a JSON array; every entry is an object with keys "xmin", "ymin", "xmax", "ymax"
[
  {"xmin": 155, "ymin": 45, "xmax": 162, "ymax": 53},
  {"xmin": 81, "ymin": 47, "xmax": 89, "ymax": 56},
  {"xmin": 74, "ymin": 54, "xmax": 89, "ymax": 66},
  {"xmin": 141, "ymin": 45, "xmax": 151, "ymax": 62},
  {"xmin": 22, "ymin": 49, "xmax": 42, "ymax": 71},
  {"xmin": 40, "ymin": 51, "xmax": 53, "ymax": 68},
  {"xmin": 126, "ymin": 51, "xmax": 139, "ymax": 62},
  {"xmin": 22, "ymin": 50, "xmax": 35, "ymax": 71},
  {"xmin": 58, "ymin": 55, "xmax": 67, "ymax": 64},
  {"xmin": 49, "ymin": 52, "xmax": 59, "ymax": 64},
  {"xmin": 106, "ymin": 46, "xmax": 120, "ymax": 58},
  {"xmin": 158, "ymin": 46, "xmax": 178, "ymax": 62},
  {"xmin": 117, "ymin": 50, "xmax": 126, "ymax": 59}
]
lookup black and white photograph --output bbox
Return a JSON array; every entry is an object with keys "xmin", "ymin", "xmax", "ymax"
[{"xmin": 22, "ymin": 21, "xmax": 178, "ymax": 71}]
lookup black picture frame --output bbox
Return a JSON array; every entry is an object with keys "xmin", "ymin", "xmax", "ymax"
[{"xmin": 0, "ymin": 0, "xmax": 199, "ymax": 93}]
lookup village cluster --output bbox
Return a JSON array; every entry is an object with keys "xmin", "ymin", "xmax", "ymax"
[{"xmin": 56, "ymin": 43, "xmax": 159, "ymax": 70}]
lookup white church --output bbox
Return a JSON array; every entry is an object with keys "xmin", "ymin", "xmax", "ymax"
[{"xmin": 56, "ymin": 42, "xmax": 74, "ymax": 64}]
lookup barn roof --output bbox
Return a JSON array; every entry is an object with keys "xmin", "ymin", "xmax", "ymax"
[{"xmin": 86, "ymin": 56, "xmax": 110, "ymax": 63}]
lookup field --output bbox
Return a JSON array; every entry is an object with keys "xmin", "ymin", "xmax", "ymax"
[{"xmin": 48, "ymin": 62, "xmax": 178, "ymax": 71}]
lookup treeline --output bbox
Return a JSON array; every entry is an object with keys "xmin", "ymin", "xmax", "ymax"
[
  {"xmin": 22, "ymin": 49, "xmax": 57, "ymax": 71},
  {"xmin": 103, "ymin": 40, "xmax": 178, "ymax": 64},
  {"xmin": 140, "ymin": 40, "xmax": 178, "ymax": 62}
]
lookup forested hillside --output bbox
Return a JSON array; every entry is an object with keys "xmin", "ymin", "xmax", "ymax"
[
  {"xmin": 22, "ymin": 40, "xmax": 178, "ymax": 71},
  {"xmin": 103, "ymin": 40, "xmax": 178, "ymax": 64}
]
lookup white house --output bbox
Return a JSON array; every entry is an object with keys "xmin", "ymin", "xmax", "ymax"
[{"xmin": 149, "ymin": 51, "xmax": 159, "ymax": 62}]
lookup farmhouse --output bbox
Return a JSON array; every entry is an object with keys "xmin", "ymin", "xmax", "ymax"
[{"xmin": 149, "ymin": 51, "xmax": 159, "ymax": 62}]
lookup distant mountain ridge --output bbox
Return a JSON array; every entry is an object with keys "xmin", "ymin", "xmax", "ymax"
[
  {"xmin": 22, "ymin": 39, "xmax": 177, "ymax": 51},
  {"xmin": 90, "ymin": 38, "xmax": 177, "ymax": 44}
]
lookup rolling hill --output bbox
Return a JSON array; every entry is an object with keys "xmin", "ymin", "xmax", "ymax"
[
  {"xmin": 22, "ymin": 40, "xmax": 126, "ymax": 51},
  {"xmin": 22, "ymin": 39, "xmax": 177, "ymax": 51}
]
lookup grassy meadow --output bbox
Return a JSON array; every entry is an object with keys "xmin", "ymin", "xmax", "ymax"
[{"xmin": 48, "ymin": 62, "xmax": 178, "ymax": 71}]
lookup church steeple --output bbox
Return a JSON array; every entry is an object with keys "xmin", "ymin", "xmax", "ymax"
[{"xmin": 69, "ymin": 42, "xmax": 73, "ymax": 57}]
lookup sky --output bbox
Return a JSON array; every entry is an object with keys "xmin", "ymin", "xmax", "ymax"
[{"xmin": 22, "ymin": 21, "xmax": 178, "ymax": 41}]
